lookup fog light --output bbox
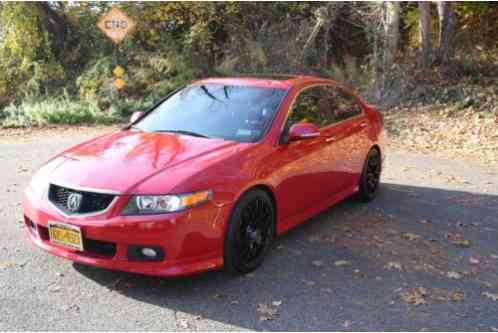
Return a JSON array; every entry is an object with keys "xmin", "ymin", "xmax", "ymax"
[
  {"xmin": 127, "ymin": 245, "xmax": 164, "ymax": 261},
  {"xmin": 141, "ymin": 248, "xmax": 157, "ymax": 258}
]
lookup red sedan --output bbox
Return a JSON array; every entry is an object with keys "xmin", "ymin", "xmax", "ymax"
[{"xmin": 23, "ymin": 75, "xmax": 385, "ymax": 276}]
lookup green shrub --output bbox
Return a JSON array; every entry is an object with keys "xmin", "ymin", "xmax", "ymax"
[
  {"xmin": 127, "ymin": 52, "xmax": 200, "ymax": 100},
  {"xmin": 76, "ymin": 57, "xmax": 115, "ymax": 103},
  {"xmin": 1, "ymin": 96, "xmax": 118, "ymax": 128}
]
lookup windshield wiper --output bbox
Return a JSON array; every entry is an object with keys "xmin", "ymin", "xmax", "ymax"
[{"xmin": 154, "ymin": 129, "xmax": 211, "ymax": 138}]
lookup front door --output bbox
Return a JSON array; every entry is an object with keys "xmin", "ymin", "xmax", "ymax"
[{"xmin": 272, "ymin": 85, "xmax": 345, "ymax": 224}]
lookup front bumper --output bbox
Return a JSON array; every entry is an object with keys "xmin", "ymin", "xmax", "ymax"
[{"xmin": 23, "ymin": 191, "xmax": 231, "ymax": 277}]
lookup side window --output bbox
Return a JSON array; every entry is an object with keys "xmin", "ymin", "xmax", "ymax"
[
  {"xmin": 281, "ymin": 85, "xmax": 363, "ymax": 141},
  {"xmin": 284, "ymin": 86, "xmax": 329, "ymax": 132},
  {"xmin": 325, "ymin": 86, "xmax": 362, "ymax": 123}
]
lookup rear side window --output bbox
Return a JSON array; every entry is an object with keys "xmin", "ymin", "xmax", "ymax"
[
  {"xmin": 325, "ymin": 86, "xmax": 362, "ymax": 123},
  {"xmin": 284, "ymin": 85, "xmax": 363, "ymax": 132}
]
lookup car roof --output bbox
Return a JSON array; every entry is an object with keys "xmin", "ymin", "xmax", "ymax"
[{"xmin": 192, "ymin": 74, "xmax": 336, "ymax": 89}]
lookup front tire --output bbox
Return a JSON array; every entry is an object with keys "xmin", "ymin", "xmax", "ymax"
[
  {"xmin": 358, "ymin": 148, "xmax": 382, "ymax": 202},
  {"xmin": 224, "ymin": 189, "xmax": 275, "ymax": 274}
]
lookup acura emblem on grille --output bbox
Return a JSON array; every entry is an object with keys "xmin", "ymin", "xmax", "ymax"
[{"xmin": 67, "ymin": 193, "xmax": 83, "ymax": 212}]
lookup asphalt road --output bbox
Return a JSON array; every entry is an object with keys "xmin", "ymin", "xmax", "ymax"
[{"xmin": 1, "ymin": 129, "xmax": 497, "ymax": 331}]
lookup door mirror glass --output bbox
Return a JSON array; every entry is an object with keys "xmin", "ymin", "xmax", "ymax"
[
  {"xmin": 130, "ymin": 111, "xmax": 144, "ymax": 123},
  {"xmin": 288, "ymin": 122, "xmax": 320, "ymax": 142}
]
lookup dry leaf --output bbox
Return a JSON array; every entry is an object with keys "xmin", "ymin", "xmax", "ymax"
[
  {"xmin": 447, "ymin": 271, "xmax": 463, "ymax": 279},
  {"xmin": 302, "ymin": 280, "xmax": 316, "ymax": 287},
  {"xmin": 385, "ymin": 261, "xmax": 403, "ymax": 271},
  {"xmin": 482, "ymin": 292, "xmax": 498, "ymax": 301},
  {"xmin": 177, "ymin": 319, "xmax": 189, "ymax": 329},
  {"xmin": 403, "ymin": 232, "xmax": 421, "ymax": 241},
  {"xmin": 452, "ymin": 239, "xmax": 471, "ymax": 248},
  {"xmin": 334, "ymin": 260, "xmax": 351, "ymax": 267},
  {"xmin": 272, "ymin": 300, "xmax": 282, "ymax": 307},
  {"xmin": 257, "ymin": 303, "xmax": 279, "ymax": 321},
  {"xmin": 450, "ymin": 291, "xmax": 465, "ymax": 302},
  {"xmin": 469, "ymin": 257, "xmax": 480, "ymax": 264}
]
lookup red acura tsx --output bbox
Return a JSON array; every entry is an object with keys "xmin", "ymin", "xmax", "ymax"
[{"xmin": 23, "ymin": 75, "xmax": 385, "ymax": 276}]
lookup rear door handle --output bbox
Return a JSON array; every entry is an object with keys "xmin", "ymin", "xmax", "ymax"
[
  {"xmin": 360, "ymin": 122, "xmax": 368, "ymax": 128},
  {"xmin": 325, "ymin": 136, "xmax": 337, "ymax": 143}
]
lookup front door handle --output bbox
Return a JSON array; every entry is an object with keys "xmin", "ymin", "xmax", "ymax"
[
  {"xmin": 325, "ymin": 136, "xmax": 337, "ymax": 143},
  {"xmin": 360, "ymin": 122, "xmax": 368, "ymax": 128}
]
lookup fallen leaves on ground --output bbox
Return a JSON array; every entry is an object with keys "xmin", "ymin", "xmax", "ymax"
[
  {"xmin": 401, "ymin": 287, "xmax": 467, "ymax": 305},
  {"xmin": 482, "ymin": 292, "xmax": 498, "ymax": 301},
  {"xmin": 400, "ymin": 287, "xmax": 428, "ymax": 306},
  {"xmin": 385, "ymin": 94, "xmax": 498, "ymax": 165},
  {"xmin": 446, "ymin": 233, "xmax": 472, "ymax": 248}
]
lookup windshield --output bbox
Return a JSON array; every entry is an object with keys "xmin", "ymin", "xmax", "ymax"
[{"xmin": 134, "ymin": 84, "xmax": 288, "ymax": 143}]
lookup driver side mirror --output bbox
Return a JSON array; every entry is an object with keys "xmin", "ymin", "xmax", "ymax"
[
  {"xmin": 288, "ymin": 122, "xmax": 320, "ymax": 142},
  {"xmin": 130, "ymin": 111, "xmax": 144, "ymax": 123}
]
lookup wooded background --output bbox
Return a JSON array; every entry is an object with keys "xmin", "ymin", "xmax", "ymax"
[{"xmin": 0, "ymin": 2, "xmax": 496, "ymax": 127}]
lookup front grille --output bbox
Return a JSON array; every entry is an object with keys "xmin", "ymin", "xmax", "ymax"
[{"xmin": 48, "ymin": 184, "xmax": 115, "ymax": 215}]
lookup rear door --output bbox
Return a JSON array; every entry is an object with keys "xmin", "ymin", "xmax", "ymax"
[{"xmin": 320, "ymin": 86, "xmax": 370, "ymax": 189}]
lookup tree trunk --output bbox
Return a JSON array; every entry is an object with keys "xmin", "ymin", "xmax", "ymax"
[
  {"xmin": 383, "ymin": 1, "xmax": 400, "ymax": 72},
  {"xmin": 39, "ymin": 3, "xmax": 67, "ymax": 56},
  {"xmin": 418, "ymin": 2, "xmax": 432, "ymax": 69},
  {"xmin": 437, "ymin": 2, "xmax": 457, "ymax": 65}
]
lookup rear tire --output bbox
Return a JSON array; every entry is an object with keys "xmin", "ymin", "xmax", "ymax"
[
  {"xmin": 358, "ymin": 148, "xmax": 381, "ymax": 202},
  {"xmin": 224, "ymin": 189, "xmax": 275, "ymax": 274}
]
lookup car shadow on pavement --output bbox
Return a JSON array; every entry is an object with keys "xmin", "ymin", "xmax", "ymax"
[{"xmin": 74, "ymin": 183, "xmax": 498, "ymax": 331}]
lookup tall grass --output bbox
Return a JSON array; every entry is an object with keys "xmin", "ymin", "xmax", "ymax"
[{"xmin": 1, "ymin": 96, "xmax": 117, "ymax": 128}]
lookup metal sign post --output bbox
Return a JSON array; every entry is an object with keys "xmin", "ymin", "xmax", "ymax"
[{"xmin": 97, "ymin": 6, "xmax": 135, "ymax": 91}]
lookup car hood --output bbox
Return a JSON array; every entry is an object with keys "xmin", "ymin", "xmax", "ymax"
[{"xmin": 47, "ymin": 130, "xmax": 239, "ymax": 193}]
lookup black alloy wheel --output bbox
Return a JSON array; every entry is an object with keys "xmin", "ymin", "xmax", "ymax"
[
  {"xmin": 358, "ymin": 148, "xmax": 381, "ymax": 202},
  {"xmin": 224, "ymin": 189, "xmax": 275, "ymax": 274}
]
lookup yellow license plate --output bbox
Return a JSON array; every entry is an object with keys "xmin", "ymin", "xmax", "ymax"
[{"xmin": 48, "ymin": 222, "xmax": 83, "ymax": 251}]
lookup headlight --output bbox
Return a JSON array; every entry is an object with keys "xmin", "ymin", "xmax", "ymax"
[
  {"xmin": 121, "ymin": 190, "xmax": 212, "ymax": 215},
  {"xmin": 27, "ymin": 168, "xmax": 50, "ymax": 200}
]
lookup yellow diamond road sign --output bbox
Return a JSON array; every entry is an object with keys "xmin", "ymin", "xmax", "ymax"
[
  {"xmin": 113, "ymin": 78, "xmax": 125, "ymax": 90},
  {"xmin": 113, "ymin": 65, "xmax": 126, "ymax": 78},
  {"xmin": 97, "ymin": 7, "xmax": 135, "ymax": 44}
]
